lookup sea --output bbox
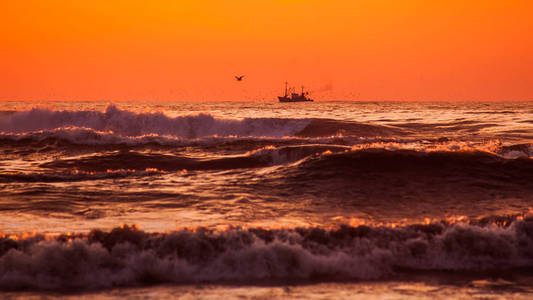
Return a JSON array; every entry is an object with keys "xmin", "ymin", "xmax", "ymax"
[{"xmin": 1, "ymin": 101, "xmax": 533, "ymax": 299}]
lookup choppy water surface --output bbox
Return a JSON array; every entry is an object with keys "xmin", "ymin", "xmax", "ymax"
[{"xmin": 1, "ymin": 101, "xmax": 532, "ymax": 298}]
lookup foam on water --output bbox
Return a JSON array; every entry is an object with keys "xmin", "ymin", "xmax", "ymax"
[
  {"xmin": 1, "ymin": 218, "xmax": 532, "ymax": 291},
  {"xmin": 0, "ymin": 105, "xmax": 311, "ymax": 138}
]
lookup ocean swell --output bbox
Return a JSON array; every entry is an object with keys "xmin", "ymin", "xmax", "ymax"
[
  {"xmin": 287, "ymin": 148, "xmax": 533, "ymax": 181},
  {"xmin": 254, "ymin": 148, "xmax": 533, "ymax": 205}
]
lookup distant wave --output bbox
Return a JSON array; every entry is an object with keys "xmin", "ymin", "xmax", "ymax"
[
  {"xmin": 0, "ymin": 105, "xmax": 311, "ymax": 138},
  {"xmin": 1, "ymin": 218, "xmax": 532, "ymax": 291},
  {"xmin": 296, "ymin": 118, "xmax": 405, "ymax": 137},
  {"xmin": 2, "ymin": 146, "xmax": 532, "ymax": 185},
  {"xmin": 0, "ymin": 127, "xmax": 352, "ymax": 149},
  {"xmin": 0, "ymin": 105, "xmax": 406, "ymax": 140},
  {"xmin": 0, "ymin": 145, "xmax": 348, "ymax": 183}
]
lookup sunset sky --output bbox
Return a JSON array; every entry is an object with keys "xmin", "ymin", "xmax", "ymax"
[{"xmin": 1, "ymin": 0, "xmax": 532, "ymax": 101}]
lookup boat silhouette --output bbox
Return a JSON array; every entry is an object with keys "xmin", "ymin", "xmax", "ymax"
[{"xmin": 278, "ymin": 81, "xmax": 313, "ymax": 102}]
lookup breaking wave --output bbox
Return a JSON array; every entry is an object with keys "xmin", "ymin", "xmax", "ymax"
[
  {"xmin": 0, "ymin": 105, "xmax": 311, "ymax": 138},
  {"xmin": 0, "ymin": 105, "xmax": 407, "ymax": 143},
  {"xmin": 1, "ymin": 218, "xmax": 532, "ymax": 291}
]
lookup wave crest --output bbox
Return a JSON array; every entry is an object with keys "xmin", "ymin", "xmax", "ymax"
[{"xmin": 0, "ymin": 105, "xmax": 311, "ymax": 138}]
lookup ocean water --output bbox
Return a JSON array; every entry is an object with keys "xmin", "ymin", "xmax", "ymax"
[{"xmin": 1, "ymin": 101, "xmax": 533, "ymax": 299}]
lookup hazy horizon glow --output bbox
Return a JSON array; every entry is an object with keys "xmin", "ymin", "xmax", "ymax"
[{"xmin": 1, "ymin": 0, "xmax": 532, "ymax": 101}]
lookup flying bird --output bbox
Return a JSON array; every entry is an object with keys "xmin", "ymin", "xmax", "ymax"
[{"xmin": 235, "ymin": 75, "xmax": 245, "ymax": 81}]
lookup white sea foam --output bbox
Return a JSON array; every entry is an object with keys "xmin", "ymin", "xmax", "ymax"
[
  {"xmin": 0, "ymin": 220, "xmax": 532, "ymax": 291},
  {"xmin": 0, "ymin": 105, "xmax": 311, "ymax": 138}
]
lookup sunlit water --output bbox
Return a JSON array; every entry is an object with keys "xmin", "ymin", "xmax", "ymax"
[{"xmin": 1, "ymin": 101, "xmax": 532, "ymax": 298}]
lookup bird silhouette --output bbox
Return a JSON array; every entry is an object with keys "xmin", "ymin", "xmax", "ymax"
[{"xmin": 235, "ymin": 75, "xmax": 245, "ymax": 81}]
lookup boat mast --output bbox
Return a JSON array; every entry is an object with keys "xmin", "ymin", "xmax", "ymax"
[{"xmin": 284, "ymin": 81, "xmax": 288, "ymax": 97}]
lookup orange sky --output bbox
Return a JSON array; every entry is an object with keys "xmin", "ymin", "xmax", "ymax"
[{"xmin": 1, "ymin": 0, "xmax": 532, "ymax": 101}]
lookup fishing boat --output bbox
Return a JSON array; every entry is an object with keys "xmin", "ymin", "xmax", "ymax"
[{"xmin": 278, "ymin": 81, "xmax": 313, "ymax": 102}]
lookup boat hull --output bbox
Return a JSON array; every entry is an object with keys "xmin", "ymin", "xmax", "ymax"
[{"xmin": 278, "ymin": 96, "xmax": 313, "ymax": 102}]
